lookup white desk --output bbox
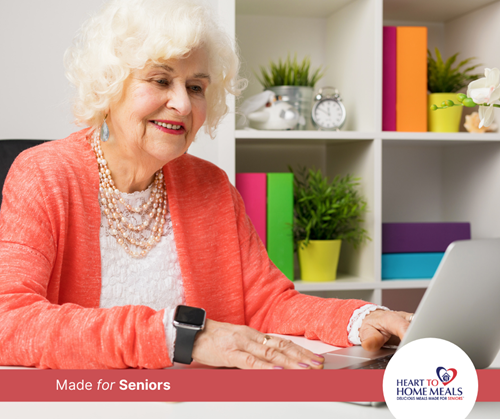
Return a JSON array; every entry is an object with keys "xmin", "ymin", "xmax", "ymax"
[{"xmin": 1, "ymin": 401, "xmax": 499, "ymax": 419}]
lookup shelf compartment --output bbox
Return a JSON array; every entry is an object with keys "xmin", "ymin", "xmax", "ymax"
[
  {"xmin": 382, "ymin": 141, "xmax": 500, "ymax": 239},
  {"xmin": 236, "ymin": 0, "xmax": 379, "ymax": 132},
  {"xmin": 237, "ymin": 140, "xmax": 377, "ymax": 283}
]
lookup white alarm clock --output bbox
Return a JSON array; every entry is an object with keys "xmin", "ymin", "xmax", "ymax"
[{"xmin": 311, "ymin": 87, "xmax": 346, "ymax": 131}]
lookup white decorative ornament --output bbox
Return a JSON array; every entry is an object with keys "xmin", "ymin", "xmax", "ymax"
[{"xmin": 238, "ymin": 90, "xmax": 300, "ymax": 130}]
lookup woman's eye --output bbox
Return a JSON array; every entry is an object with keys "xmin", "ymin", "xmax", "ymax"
[
  {"xmin": 190, "ymin": 85, "xmax": 203, "ymax": 94},
  {"xmin": 156, "ymin": 79, "xmax": 169, "ymax": 86}
]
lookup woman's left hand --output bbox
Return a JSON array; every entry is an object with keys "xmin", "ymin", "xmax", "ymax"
[{"xmin": 359, "ymin": 310, "xmax": 413, "ymax": 351}]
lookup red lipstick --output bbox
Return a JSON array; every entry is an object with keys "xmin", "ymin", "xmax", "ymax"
[{"xmin": 150, "ymin": 120, "xmax": 186, "ymax": 135}]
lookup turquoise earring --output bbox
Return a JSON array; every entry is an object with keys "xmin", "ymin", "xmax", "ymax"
[{"xmin": 100, "ymin": 114, "xmax": 109, "ymax": 142}]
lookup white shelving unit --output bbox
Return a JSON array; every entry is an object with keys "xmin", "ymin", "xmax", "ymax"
[{"xmin": 229, "ymin": 0, "xmax": 500, "ymax": 309}]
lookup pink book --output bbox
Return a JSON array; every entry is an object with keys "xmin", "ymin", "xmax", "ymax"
[
  {"xmin": 235, "ymin": 173, "xmax": 267, "ymax": 247},
  {"xmin": 383, "ymin": 26, "xmax": 397, "ymax": 131}
]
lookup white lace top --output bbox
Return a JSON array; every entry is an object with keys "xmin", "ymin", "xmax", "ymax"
[
  {"xmin": 98, "ymin": 185, "xmax": 381, "ymax": 362},
  {"xmin": 98, "ymin": 185, "xmax": 185, "ymax": 361}
]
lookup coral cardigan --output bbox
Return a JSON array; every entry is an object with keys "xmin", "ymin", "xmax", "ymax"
[{"xmin": 0, "ymin": 129, "xmax": 368, "ymax": 369}]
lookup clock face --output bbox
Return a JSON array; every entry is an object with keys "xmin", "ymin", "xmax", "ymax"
[{"xmin": 313, "ymin": 99, "xmax": 345, "ymax": 129}]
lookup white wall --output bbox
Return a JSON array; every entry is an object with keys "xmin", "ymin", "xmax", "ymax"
[
  {"xmin": 445, "ymin": 1, "xmax": 500, "ymax": 73},
  {"xmin": 0, "ymin": 0, "xmax": 235, "ymax": 182},
  {"xmin": 382, "ymin": 144, "xmax": 444, "ymax": 222},
  {"xmin": 0, "ymin": 0, "xmax": 105, "ymax": 141},
  {"xmin": 235, "ymin": 14, "xmax": 327, "ymax": 104}
]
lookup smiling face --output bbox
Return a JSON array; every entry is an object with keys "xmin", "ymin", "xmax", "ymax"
[{"xmin": 106, "ymin": 48, "xmax": 210, "ymax": 170}]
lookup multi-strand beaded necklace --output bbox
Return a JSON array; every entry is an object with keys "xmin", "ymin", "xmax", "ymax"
[{"xmin": 90, "ymin": 128, "xmax": 167, "ymax": 258}]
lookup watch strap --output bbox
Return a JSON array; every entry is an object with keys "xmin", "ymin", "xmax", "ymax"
[{"xmin": 173, "ymin": 325, "xmax": 200, "ymax": 364}]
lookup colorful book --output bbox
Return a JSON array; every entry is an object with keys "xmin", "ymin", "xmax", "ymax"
[
  {"xmin": 396, "ymin": 26, "xmax": 428, "ymax": 132},
  {"xmin": 383, "ymin": 26, "xmax": 397, "ymax": 131},
  {"xmin": 267, "ymin": 173, "xmax": 294, "ymax": 281},
  {"xmin": 382, "ymin": 223, "xmax": 471, "ymax": 253},
  {"xmin": 235, "ymin": 173, "xmax": 267, "ymax": 247},
  {"xmin": 382, "ymin": 252, "xmax": 444, "ymax": 279}
]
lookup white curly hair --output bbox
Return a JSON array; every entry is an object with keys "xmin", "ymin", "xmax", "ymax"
[{"xmin": 64, "ymin": 0, "xmax": 245, "ymax": 138}]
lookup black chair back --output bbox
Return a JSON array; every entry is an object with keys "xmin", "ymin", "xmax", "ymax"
[{"xmin": 0, "ymin": 140, "xmax": 49, "ymax": 208}]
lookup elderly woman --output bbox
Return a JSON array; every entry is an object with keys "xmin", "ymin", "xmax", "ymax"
[{"xmin": 0, "ymin": 0, "xmax": 410, "ymax": 369}]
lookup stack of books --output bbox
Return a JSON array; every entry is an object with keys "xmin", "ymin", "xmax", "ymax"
[
  {"xmin": 383, "ymin": 26, "xmax": 428, "ymax": 132},
  {"xmin": 235, "ymin": 173, "xmax": 294, "ymax": 281},
  {"xmin": 382, "ymin": 222, "xmax": 471, "ymax": 280}
]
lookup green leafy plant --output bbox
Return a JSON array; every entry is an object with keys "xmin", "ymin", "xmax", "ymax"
[
  {"xmin": 255, "ymin": 54, "xmax": 325, "ymax": 89},
  {"xmin": 289, "ymin": 166, "xmax": 370, "ymax": 250},
  {"xmin": 428, "ymin": 48, "xmax": 482, "ymax": 93}
]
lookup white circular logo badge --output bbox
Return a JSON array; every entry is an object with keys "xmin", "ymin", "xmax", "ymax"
[{"xmin": 383, "ymin": 338, "xmax": 478, "ymax": 419}]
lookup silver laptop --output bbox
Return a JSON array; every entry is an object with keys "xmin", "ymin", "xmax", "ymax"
[{"xmin": 323, "ymin": 238, "xmax": 500, "ymax": 370}]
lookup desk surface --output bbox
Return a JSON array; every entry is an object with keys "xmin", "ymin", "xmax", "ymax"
[{"xmin": 1, "ymin": 401, "xmax": 499, "ymax": 419}]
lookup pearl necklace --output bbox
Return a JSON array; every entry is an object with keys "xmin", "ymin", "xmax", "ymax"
[{"xmin": 90, "ymin": 128, "xmax": 167, "ymax": 258}]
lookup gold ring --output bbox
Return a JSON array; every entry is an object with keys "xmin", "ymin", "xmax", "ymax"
[{"xmin": 262, "ymin": 335, "xmax": 272, "ymax": 345}]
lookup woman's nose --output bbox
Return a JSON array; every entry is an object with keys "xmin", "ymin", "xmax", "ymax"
[{"xmin": 166, "ymin": 84, "xmax": 191, "ymax": 115}]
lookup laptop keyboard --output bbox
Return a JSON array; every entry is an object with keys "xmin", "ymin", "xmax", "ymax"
[{"xmin": 351, "ymin": 354, "xmax": 394, "ymax": 369}]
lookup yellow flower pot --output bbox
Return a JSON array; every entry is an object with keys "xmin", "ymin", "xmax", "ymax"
[
  {"xmin": 298, "ymin": 239, "xmax": 342, "ymax": 282},
  {"xmin": 428, "ymin": 93, "xmax": 463, "ymax": 132}
]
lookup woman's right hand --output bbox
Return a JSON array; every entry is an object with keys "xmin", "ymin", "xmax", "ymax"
[{"xmin": 191, "ymin": 319, "xmax": 325, "ymax": 369}]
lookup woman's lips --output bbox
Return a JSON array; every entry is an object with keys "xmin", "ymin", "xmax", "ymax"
[{"xmin": 149, "ymin": 120, "xmax": 186, "ymax": 135}]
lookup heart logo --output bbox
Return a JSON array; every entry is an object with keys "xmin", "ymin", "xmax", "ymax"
[{"xmin": 436, "ymin": 367, "xmax": 457, "ymax": 386}]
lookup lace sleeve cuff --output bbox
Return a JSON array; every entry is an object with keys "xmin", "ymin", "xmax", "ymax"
[
  {"xmin": 347, "ymin": 304, "xmax": 390, "ymax": 345},
  {"xmin": 162, "ymin": 308, "xmax": 177, "ymax": 362}
]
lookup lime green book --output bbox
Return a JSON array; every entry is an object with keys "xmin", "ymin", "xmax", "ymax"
[{"xmin": 267, "ymin": 173, "xmax": 294, "ymax": 281}]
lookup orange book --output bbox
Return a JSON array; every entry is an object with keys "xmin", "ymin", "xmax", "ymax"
[{"xmin": 396, "ymin": 27, "xmax": 428, "ymax": 132}]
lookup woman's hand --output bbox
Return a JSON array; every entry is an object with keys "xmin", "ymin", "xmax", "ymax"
[
  {"xmin": 359, "ymin": 310, "xmax": 413, "ymax": 351},
  {"xmin": 191, "ymin": 319, "xmax": 325, "ymax": 369}
]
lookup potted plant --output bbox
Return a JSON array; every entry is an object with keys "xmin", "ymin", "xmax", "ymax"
[
  {"xmin": 255, "ymin": 54, "xmax": 324, "ymax": 130},
  {"xmin": 290, "ymin": 166, "xmax": 370, "ymax": 282},
  {"xmin": 431, "ymin": 67, "xmax": 500, "ymax": 132},
  {"xmin": 427, "ymin": 48, "xmax": 481, "ymax": 132}
]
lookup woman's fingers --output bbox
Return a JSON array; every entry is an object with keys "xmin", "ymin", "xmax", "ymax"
[
  {"xmin": 239, "ymin": 336, "xmax": 324, "ymax": 369},
  {"xmin": 191, "ymin": 319, "xmax": 324, "ymax": 369},
  {"xmin": 359, "ymin": 310, "xmax": 413, "ymax": 351},
  {"xmin": 361, "ymin": 329, "xmax": 390, "ymax": 352},
  {"xmin": 230, "ymin": 350, "xmax": 279, "ymax": 370},
  {"xmin": 267, "ymin": 336, "xmax": 325, "ymax": 369},
  {"xmin": 399, "ymin": 311, "xmax": 414, "ymax": 323}
]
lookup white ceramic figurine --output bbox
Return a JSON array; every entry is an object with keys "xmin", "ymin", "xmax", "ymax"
[{"xmin": 238, "ymin": 91, "xmax": 300, "ymax": 130}]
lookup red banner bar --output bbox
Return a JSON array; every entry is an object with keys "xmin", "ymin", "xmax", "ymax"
[
  {"xmin": 0, "ymin": 369, "xmax": 497, "ymax": 402},
  {"xmin": 476, "ymin": 370, "xmax": 500, "ymax": 402}
]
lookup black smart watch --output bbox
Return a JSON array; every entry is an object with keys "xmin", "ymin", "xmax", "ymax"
[{"xmin": 173, "ymin": 305, "xmax": 206, "ymax": 364}]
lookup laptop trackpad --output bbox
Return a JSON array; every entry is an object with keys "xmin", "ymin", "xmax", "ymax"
[
  {"xmin": 323, "ymin": 347, "xmax": 395, "ymax": 369},
  {"xmin": 330, "ymin": 346, "xmax": 395, "ymax": 359}
]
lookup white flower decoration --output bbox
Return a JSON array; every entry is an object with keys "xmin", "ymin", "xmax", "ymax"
[
  {"xmin": 478, "ymin": 105, "xmax": 495, "ymax": 128},
  {"xmin": 467, "ymin": 68, "xmax": 500, "ymax": 128}
]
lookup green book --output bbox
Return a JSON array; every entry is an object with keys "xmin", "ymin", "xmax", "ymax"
[{"xmin": 267, "ymin": 173, "xmax": 294, "ymax": 281}]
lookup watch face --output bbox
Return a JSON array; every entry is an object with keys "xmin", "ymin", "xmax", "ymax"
[
  {"xmin": 174, "ymin": 305, "xmax": 206, "ymax": 326},
  {"xmin": 313, "ymin": 99, "xmax": 345, "ymax": 129}
]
